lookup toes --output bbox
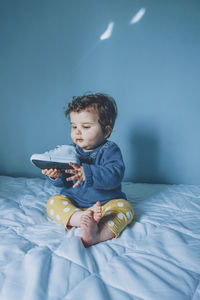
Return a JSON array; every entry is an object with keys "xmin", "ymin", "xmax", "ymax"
[
  {"xmin": 85, "ymin": 210, "xmax": 93, "ymax": 217},
  {"xmin": 80, "ymin": 216, "xmax": 88, "ymax": 224},
  {"xmin": 95, "ymin": 202, "xmax": 102, "ymax": 213},
  {"xmin": 86, "ymin": 210, "xmax": 93, "ymax": 218},
  {"xmin": 80, "ymin": 210, "xmax": 93, "ymax": 224},
  {"xmin": 94, "ymin": 212, "xmax": 102, "ymax": 223},
  {"xmin": 97, "ymin": 208, "xmax": 102, "ymax": 214}
]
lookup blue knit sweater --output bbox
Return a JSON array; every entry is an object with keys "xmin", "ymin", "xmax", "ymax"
[{"xmin": 48, "ymin": 141, "xmax": 126, "ymax": 208}]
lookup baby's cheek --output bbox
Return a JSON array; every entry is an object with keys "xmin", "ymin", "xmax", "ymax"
[{"xmin": 71, "ymin": 132, "xmax": 75, "ymax": 141}]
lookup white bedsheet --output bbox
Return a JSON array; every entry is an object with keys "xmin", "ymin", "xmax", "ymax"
[{"xmin": 0, "ymin": 176, "xmax": 200, "ymax": 300}]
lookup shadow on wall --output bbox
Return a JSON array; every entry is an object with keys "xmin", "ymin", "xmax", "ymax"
[{"xmin": 130, "ymin": 124, "xmax": 169, "ymax": 184}]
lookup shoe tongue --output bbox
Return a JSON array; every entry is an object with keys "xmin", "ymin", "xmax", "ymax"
[
  {"xmin": 51, "ymin": 145, "xmax": 76, "ymax": 156},
  {"xmin": 45, "ymin": 146, "xmax": 61, "ymax": 156},
  {"xmin": 61, "ymin": 146, "xmax": 75, "ymax": 155}
]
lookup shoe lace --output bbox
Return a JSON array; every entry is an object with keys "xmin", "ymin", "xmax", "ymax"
[{"xmin": 45, "ymin": 145, "xmax": 64, "ymax": 155}]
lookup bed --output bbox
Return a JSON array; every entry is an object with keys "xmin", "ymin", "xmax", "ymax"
[{"xmin": 0, "ymin": 175, "xmax": 200, "ymax": 300}]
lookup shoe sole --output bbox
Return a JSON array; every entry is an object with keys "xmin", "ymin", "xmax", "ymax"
[{"xmin": 31, "ymin": 159, "xmax": 73, "ymax": 171}]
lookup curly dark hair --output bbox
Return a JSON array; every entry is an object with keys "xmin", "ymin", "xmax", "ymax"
[{"xmin": 65, "ymin": 93, "xmax": 118, "ymax": 136}]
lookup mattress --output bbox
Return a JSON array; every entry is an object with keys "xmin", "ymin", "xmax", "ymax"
[{"xmin": 0, "ymin": 175, "xmax": 200, "ymax": 300}]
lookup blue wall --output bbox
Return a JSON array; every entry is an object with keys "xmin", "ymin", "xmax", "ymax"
[{"xmin": 1, "ymin": 0, "xmax": 200, "ymax": 184}]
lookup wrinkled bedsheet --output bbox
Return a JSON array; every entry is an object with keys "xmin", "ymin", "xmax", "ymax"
[{"xmin": 0, "ymin": 176, "xmax": 200, "ymax": 300}]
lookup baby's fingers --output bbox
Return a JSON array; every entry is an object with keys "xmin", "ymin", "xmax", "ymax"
[
  {"xmin": 42, "ymin": 168, "xmax": 60, "ymax": 178},
  {"xmin": 69, "ymin": 162, "xmax": 80, "ymax": 169},
  {"xmin": 42, "ymin": 169, "xmax": 48, "ymax": 175},
  {"xmin": 51, "ymin": 169, "xmax": 60, "ymax": 176},
  {"xmin": 73, "ymin": 180, "xmax": 81, "ymax": 188},
  {"xmin": 45, "ymin": 168, "xmax": 54, "ymax": 176},
  {"xmin": 66, "ymin": 175, "xmax": 76, "ymax": 182},
  {"xmin": 65, "ymin": 169, "xmax": 76, "ymax": 174}
]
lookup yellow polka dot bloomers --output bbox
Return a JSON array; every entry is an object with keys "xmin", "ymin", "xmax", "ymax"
[{"xmin": 47, "ymin": 195, "xmax": 134, "ymax": 238}]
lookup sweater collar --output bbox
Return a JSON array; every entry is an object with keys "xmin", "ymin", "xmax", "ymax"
[{"xmin": 75, "ymin": 141, "xmax": 107, "ymax": 157}]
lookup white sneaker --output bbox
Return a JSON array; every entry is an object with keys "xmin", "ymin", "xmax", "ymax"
[{"xmin": 30, "ymin": 145, "xmax": 80, "ymax": 171}]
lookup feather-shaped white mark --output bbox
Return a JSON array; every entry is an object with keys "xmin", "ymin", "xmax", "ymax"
[
  {"xmin": 100, "ymin": 22, "xmax": 114, "ymax": 40},
  {"xmin": 130, "ymin": 8, "xmax": 146, "ymax": 24}
]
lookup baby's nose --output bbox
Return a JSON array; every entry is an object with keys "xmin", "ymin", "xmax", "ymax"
[{"xmin": 76, "ymin": 128, "xmax": 82, "ymax": 135}]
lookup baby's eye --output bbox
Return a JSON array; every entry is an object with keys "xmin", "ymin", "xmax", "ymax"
[
  {"xmin": 83, "ymin": 126, "xmax": 90, "ymax": 129},
  {"xmin": 72, "ymin": 126, "xmax": 77, "ymax": 129}
]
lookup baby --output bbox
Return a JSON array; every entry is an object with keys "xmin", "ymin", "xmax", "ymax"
[{"xmin": 43, "ymin": 93, "xmax": 134, "ymax": 246}]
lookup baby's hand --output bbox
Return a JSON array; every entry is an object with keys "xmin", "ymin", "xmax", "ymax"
[
  {"xmin": 65, "ymin": 162, "xmax": 85, "ymax": 188},
  {"xmin": 42, "ymin": 169, "xmax": 61, "ymax": 179}
]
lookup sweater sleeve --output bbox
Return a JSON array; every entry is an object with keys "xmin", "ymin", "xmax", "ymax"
[
  {"xmin": 82, "ymin": 143, "xmax": 125, "ymax": 190},
  {"xmin": 46, "ymin": 172, "xmax": 72, "ymax": 188}
]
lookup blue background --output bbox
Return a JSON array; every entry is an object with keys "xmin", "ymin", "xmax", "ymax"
[{"xmin": 0, "ymin": 0, "xmax": 200, "ymax": 184}]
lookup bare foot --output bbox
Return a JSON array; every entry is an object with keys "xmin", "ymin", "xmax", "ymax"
[
  {"xmin": 87, "ymin": 201, "xmax": 102, "ymax": 223},
  {"xmin": 68, "ymin": 202, "xmax": 101, "ymax": 228},
  {"xmin": 80, "ymin": 210, "xmax": 99, "ymax": 247}
]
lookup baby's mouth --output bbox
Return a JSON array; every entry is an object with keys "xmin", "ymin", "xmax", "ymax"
[{"xmin": 76, "ymin": 138, "xmax": 83, "ymax": 143}]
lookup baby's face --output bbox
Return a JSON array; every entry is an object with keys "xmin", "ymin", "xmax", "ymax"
[{"xmin": 70, "ymin": 109, "xmax": 106, "ymax": 151}]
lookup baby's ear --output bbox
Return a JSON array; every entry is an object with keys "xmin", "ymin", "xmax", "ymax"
[{"xmin": 104, "ymin": 125, "xmax": 112, "ymax": 138}]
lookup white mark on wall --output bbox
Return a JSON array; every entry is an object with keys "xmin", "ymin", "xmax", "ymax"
[
  {"xmin": 130, "ymin": 8, "xmax": 146, "ymax": 24},
  {"xmin": 100, "ymin": 22, "xmax": 114, "ymax": 40}
]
